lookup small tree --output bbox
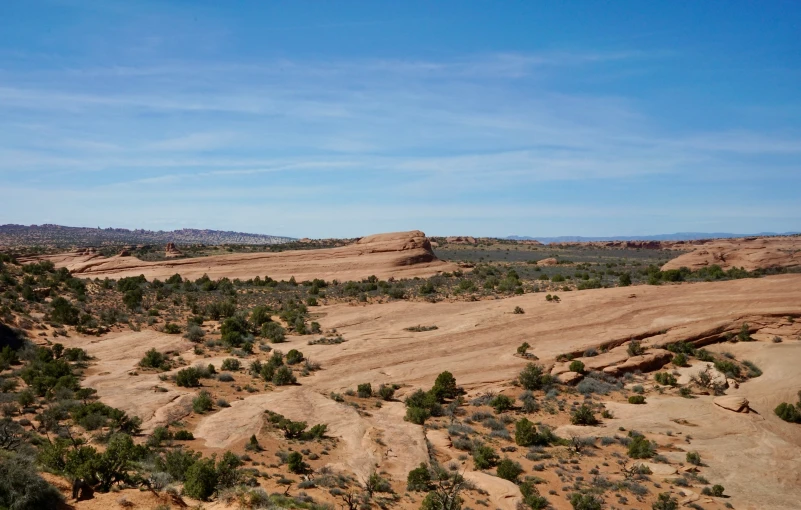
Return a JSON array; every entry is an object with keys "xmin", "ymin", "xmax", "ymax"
[
  {"xmin": 183, "ymin": 457, "xmax": 217, "ymax": 501},
  {"xmin": 686, "ymin": 451, "xmax": 701, "ymax": 466},
  {"xmin": 514, "ymin": 418, "xmax": 536, "ymax": 446},
  {"xmin": 518, "ymin": 363, "xmax": 550, "ymax": 391},
  {"xmin": 431, "ymin": 371, "xmax": 459, "ymax": 401},
  {"xmin": 516, "ymin": 342, "xmax": 530, "ymax": 356}
]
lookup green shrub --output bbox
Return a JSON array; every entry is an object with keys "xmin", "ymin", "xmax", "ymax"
[
  {"xmin": 627, "ymin": 340, "xmax": 644, "ymax": 356},
  {"xmin": 628, "ymin": 395, "xmax": 646, "ymax": 405},
  {"xmin": 50, "ymin": 297, "xmax": 80, "ymax": 325},
  {"xmin": 571, "ymin": 405, "xmax": 599, "ymax": 426},
  {"xmin": 176, "ymin": 367, "xmax": 201, "ymax": 387},
  {"xmin": 431, "ymin": 371, "xmax": 459, "ymax": 401},
  {"xmin": 285, "ymin": 349, "xmax": 304, "ymax": 365},
  {"xmin": 472, "ymin": 443, "xmax": 499, "ymax": 469},
  {"xmin": 184, "ymin": 324, "xmax": 205, "ymax": 342},
  {"xmin": 174, "ymin": 430, "xmax": 194, "ymax": 440},
  {"xmin": 261, "ymin": 322, "xmax": 286, "ymax": 343},
  {"xmin": 405, "ymin": 407, "xmax": 430, "ymax": 425},
  {"xmin": 163, "ymin": 323, "xmax": 181, "ymax": 334},
  {"xmin": 517, "ymin": 342, "xmax": 530, "ymax": 356},
  {"xmin": 737, "ymin": 323, "xmax": 753, "ymax": 342},
  {"xmin": 619, "ymin": 273, "xmax": 632, "ymax": 287},
  {"xmin": 490, "ymin": 394, "xmax": 514, "ymax": 413},
  {"xmin": 406, "ymin": 463, "xmax": 431, "ymax": 491},
  {"xmin": 513, "ymin": 306, "xmax": 525, "ymax": 314},
  {"xmin": 652, "ymin": 492, "xmax": 678, "ymax": 510},
  {"xmin": 774, "ymin": 402, "xmax": 801, "ymax": 423},
  {"xmin": 378, "ymin": 384, "xmax": 395, "ymax": 401},
  {"xmin": 183, "ymin": 457, "xmax": 217, "ymax": 501},
  {"xmin": 569, "ymin": 360, "xmax": 585, "ymax": 373},
  {"xmin": 627, "ymin": 433, "xmax": 655, "ymax": 458},
  {"xmin": 518, "ymin": 363, "xmax": 552, "ymax": 391},
  {"xmin": 514, "ymin": 418, "xmax": 536, "ymax": 446},
  {"xmin": 287, "ymin": 452, "xmax": 308, "ymax": 474},
  {"xmin": 122, "ymin": 289, "xmax": 143, "ymax": 311},
  {"xmin": 496, "ymin": 458, "xmax": 523, "ymax": 482},
  {"xmin": 0, "ymin": 454, "xmax": 65, "ymax": 509},
  {"xmin": 272, "ymin": 366, "xmax": 296, "ymax": 386},
  {"xmin": 654, "ymin": 372, "xmax": 677, "ymax": 386},
  {"xmin": 702, "ymin": 485, "xmax": 725, "ymax": 497},
  {"xmin": 221, "ymin": 358, "xmax": 240, "ymax": 371},
  {"xmin": 220, "ymin": 315, "xmax": 250, "ymax": 347},
  {"xmin": 357, "ymin": 383, "xmax": 373, "ymax": 398},
  {"xmin": 672, "ymin": 353, "xmax": 688, "ymax": 367},
  {"xmin": 686, "ymin": 451, "xmax": 701, "ymax": 465},
  {"xmin": 192, "ymin": 390, "xmax": 214, "ymax": 413},
  {"xmin": 569, "ymin": 492, "xmax": 602, "ymax": 510},
  {"xmin": 139, "ymin": 348, "xmax": 168, "ymax": 370}
]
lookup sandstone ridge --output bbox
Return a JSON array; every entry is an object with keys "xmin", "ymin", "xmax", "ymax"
[{"xmin": 23, "ymin": 230, "xmax": 456, "ymax": 282}]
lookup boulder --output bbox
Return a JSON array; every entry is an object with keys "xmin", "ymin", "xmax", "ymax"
[
  {"xmin": 557, "ymin": 371, "xmax": 584, "ymax": 385},
  {"xmin": 537, "ymin": 258, "xmax": 558, "ymax": 267},
  {"xmin": 713, "ymin": 395, "xmax": 750, "ymax": 413}
]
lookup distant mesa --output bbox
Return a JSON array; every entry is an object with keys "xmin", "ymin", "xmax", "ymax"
[{"xmin": 445, "ymin": 236, "xmax": 478, "ymax": 245}]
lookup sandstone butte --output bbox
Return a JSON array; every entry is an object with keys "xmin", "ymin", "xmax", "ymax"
[
  {"xmin": 21, "ymin": 230, "xmax": 458, "ymax": 282},
  {"xmin": 661, "ymin": 235, "xmax": 801, "ymax": 271}
]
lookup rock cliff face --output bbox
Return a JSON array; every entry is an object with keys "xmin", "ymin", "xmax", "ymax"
[
  {"xmin": 23, "ymin": 231, "xmax": 456, "ymax": 282},
  {"xmin": 662, "ymin": 236, "xmax": 801, "ymax": 271}
]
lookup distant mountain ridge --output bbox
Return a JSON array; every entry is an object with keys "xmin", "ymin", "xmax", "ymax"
[
  {"xmin": 0, "ymin": 224, "xmax": 294, "ymax": 247},
  {"xmin": 506, "ymin": 232, "xmax": 800, "ymax": 244}
]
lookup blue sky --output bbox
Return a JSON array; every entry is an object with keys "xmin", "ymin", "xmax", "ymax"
[{"xmin": 1, "ymin": 1, "xmax": 799, "ymax": 238}]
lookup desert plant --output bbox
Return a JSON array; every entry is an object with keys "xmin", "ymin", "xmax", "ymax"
[
  {"xmin": 192, "ymin": 391, "xmax": 213, "ymax": 413},
  {"xmin": 221, "ymin": 358, "xmax": 241, "ymax": 371},
  {"xmin": 569, "ymin": 492, "xmax": 602, "ymax": 510},
  {"xmin": 496, "ymin": 458, "xmax": 523, "ymax": 482},
  {"xmin": 357, "ymin": 383, "xmax": 373, "ymax": 398},
  {"xmin": 490, "ymin": 394, "xmax": 514, "ymax": 413},
  {"xmin": 627, "ymin": 433, "xmax": 655, "ymax": 459},
  {"xmin": 513, "ymin": 306, "xmax": 525, "ymax": 314},
  {"xmin": 175, "ymin": 367, "xmax": 201, "ymax": 387},
  {"xmin": 406, "ymin": 463, "xmax": 431, "ymax": 491},
  {"xmin": 569, "ymin": 360, "xmax": 585, "ymax": 373},
  {"xmin": 472, "ymin": 443, "xmax": 499, "ymax": 469},
  {"xmin": 272, "ymin": 366, "xmax": 296, "ymax": 386},
  {"xmin": 686, "ymin": 451, "xmax": 701, "ymax": 465},
  {"xmin": 628, "ymin": 395, "xmax": 646, "ymax": 405},
  {"xmin": 571, "ymin": 405, "xmax": 599, "ymax": 426},
  {"xmin": 518, "ymin": 363, "xmax": 552, "ymax": 391},
  {"xmin": 652, "ymin": 492, "xmax": 679, "ymax": 510}
]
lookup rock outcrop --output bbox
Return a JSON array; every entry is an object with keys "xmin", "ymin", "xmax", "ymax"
[
  {"xmin": 165, "ymin": 242, "xmax": 182, "ymax": 257},
  {"xmin": 662, "ymin": 236, "xmax": 801, "ymax": 272},
  {"xmin": 713, "ymin": 395, "xmax": 750, "ymax": 413},
  {"xmin": 24, "ymin": 231, "xmax": 457, "ymax": 282}
]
